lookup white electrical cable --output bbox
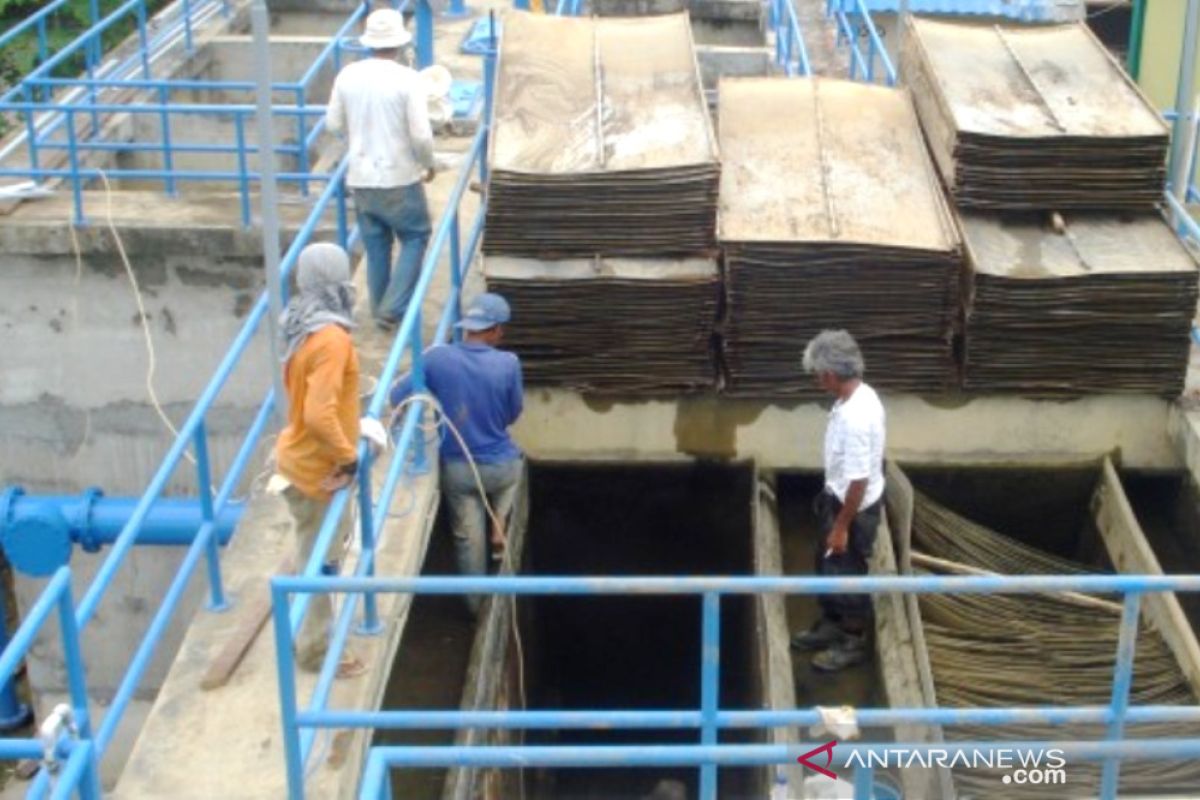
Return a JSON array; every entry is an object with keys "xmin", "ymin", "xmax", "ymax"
[
  {"xmin": 65, "ymin": 169, "xmax": 197, "ymax": 465},
  {"xmin": 387, "ymin": 390, "xmax": 529, "ymax": 748}
]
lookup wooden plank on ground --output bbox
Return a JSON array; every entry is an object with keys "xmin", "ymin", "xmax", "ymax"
[
  {"xmin": 1092, "ymin": 456, "xmax": 1200, "ymax": 699},
  {"xmin": 200, "ymin": 556, "xmax": 292, "ymax": 691}
]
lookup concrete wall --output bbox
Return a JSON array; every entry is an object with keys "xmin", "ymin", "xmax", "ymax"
[
  {"xmin": 514, "ymin": 390, "xmax": 1181, "ymax": 470},
  {"xmin": 0, "ymin": 214, "xmax": 275, "ymax": 783}
]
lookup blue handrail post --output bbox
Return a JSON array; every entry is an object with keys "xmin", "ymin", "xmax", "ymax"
[
  {"xmin": 699, "ymin": 592, "xmax": 720, "ymax": 800},
  {"xmin": 408, "ymin": 312, "xmax": 431, "ymax": 475},
  {"xmin": 235, "ymin": 113, "xmax": 251, "ymax": 227},
  {"xmin": 853, "ymin": 766, "xmax": 874, "ymax": 799},
  {"xmin": 158, "ymin": 86, "xmax": 177, "ymax": 196},
  {"xmin": 56, "ymin": 574, "xmax": 101, "ymax": 799},
  {"xmin": 183, "ymin": 0, "xmax": 196, "ymax": 52},
  {"xmin": 296, "ymin": 88, "xmax": 310, "ymax": 197},
  {"xmin": 193, "ymin": 422, "xmax": 228, "ymax": 612},
  {"xmin": 480, "ymin": 21, "xmax": 497, "ymax": 186},
  {"xmin": 445, "ymin": 0, "xmax": 468, "ymax": 19},
  {"xmin": 35, "ymin": 18, "xmax": 49, "ymax": 102},
  {"xmin": 0, "ymin": 589, "xmax": 31, "ymax": 732},
  {"xmin": 449, "ymin": 211, "xmax": 462, "ymax": 338},
  {"xmin": 1099, "ymin": 591, "xmax": 1142, "ymax": 799},
  {"xmin": 64, "ymin": 109, "xmax": 85, "ymax": 226},
  {"xmin": 22, "ymin": 85, "xmax": 40, "ymax": 174},
  {"xmin": 355, "ymin": 464, "xmax": 383, "ymax": 636},
  {"xmin": 136, "ymin": 3, "xmax": 152, "ymax": 79},
  {"xmin": 88, "ymin": 0, "xmax": 102, "ymax": 68},
  {"xmin": 514, "ymin": 0, "xmax": 530, "ymax": 9},
  {"xmin": 416, "ymin": 0, "xmax": 435, "ymax": 69},
  {"xmin": 336, "ymin": 177, "xmax": 349, "ymax": 250},
  {"xmin": 271, "ymin": 582, "xmax": 306, "ymax": 800}
]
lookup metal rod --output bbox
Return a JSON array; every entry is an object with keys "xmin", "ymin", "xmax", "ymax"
[
  {"xmin": 158, "ymin": 85, "xmax": 176, "ymax": 195},
  {"xmin": 272, "ymin": 582, "xmax": 306, "ymax": 800},
  {"xmin": 273, "ymin": 572, "xmax": 1200, "ymax": 596},
  {"xmin": 251, "ymin": 0, "xmax": 289, "ymax": 424},
  {"xmin": 1100, "ymin": 592, "xmax": 1142, "ymax": 799},
  {"xmin": 1169, "ymin": 0, "xmax": 1200, "ymax": 203},
  {"xmin": 295, "ymin": 703, "xmax": 1200, "ymax": 731},
  {"xmin": 699, "ymin": 592, "xmax": 720, "ymax": 800}
]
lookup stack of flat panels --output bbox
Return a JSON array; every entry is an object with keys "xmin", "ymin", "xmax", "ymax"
[
  {"xmin": 484, "ymin": 257, "xmax": 719, "ymax": 394},
  {"xmin": 719, "ymin": 78, "xmax": 962, "ymax": 397},
  {"xmin": 961, "ymin": 212, "xmax": 1199, "ymax": 396},
  {"xmin": 484, "ymin": 11, "xmax": 719, "ymax": 258},
  {"xmin": 902, "ymin": 18, "xmax": 1169, "ymax": 210}
]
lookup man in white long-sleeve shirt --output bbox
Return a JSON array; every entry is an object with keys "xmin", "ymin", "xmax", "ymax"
[
  {"xmin": 791, "ymin": 330, "xmax": 886, "ymax": 672},
  {"xmin": 326, "ymin": 8, "xmax": 435, "ymax": 330}
]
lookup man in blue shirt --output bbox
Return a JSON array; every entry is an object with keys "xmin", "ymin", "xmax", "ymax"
[{"xmin": 390, "ymin": 293, "xmax": 523, "ymax": 605}]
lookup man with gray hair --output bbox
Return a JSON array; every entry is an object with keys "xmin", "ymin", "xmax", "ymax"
[{"xmin": 791, "ymin": 330, "xmax": 886, "ymax": 671}]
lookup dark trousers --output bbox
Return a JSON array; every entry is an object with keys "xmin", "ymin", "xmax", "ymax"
[{"xmin": 814, "ymin": 490, "xmax": 882, "ymax": 631}]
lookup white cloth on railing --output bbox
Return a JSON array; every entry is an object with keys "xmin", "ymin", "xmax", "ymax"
[{"xmin": 810, "ymin": 705, "xmax": 860, "ymax": 741}]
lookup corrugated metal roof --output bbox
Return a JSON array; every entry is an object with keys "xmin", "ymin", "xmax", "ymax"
[{"xmin": 863, "ymin": 0, "xmax": 1085, "ymax": 22}]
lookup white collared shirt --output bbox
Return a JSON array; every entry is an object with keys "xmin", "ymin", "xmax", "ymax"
[
  {"xmin": 326, "ymin": 57, "xmax": 435, "ymax": 189},
  {"xmin": 823, "ymin": 382, "xmax": 886, "ymax": 506}
]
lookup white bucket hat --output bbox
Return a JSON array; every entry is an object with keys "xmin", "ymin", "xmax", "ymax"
[{"xmin": 360, "ymin": 8, "xmax": 412, "ymax": 50}]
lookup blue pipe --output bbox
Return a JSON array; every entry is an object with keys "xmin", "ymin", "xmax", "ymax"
[
  {"xmin": 0, "ymin": 588, "xmax": 31, "ymax": 733},
  {"xmin": 0, "ymin": 487, "xmax": 243, "ymax": 577}
]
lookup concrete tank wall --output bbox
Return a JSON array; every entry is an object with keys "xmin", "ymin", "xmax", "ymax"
[{"xmin": 0, "ymin": 213, "xmax": 278, "ymax": 783}]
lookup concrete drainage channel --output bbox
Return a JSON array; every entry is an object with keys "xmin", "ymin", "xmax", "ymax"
[{"xmin": 366, "ymin": 459, "xmax": 1200, "ymax": 799}]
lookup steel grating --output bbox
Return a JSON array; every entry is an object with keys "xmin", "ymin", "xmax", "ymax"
[
  {"xmin": 902, "ymin": 18, "xmax": 1170, "ymax": 211},
  {"xmin": 483, "ymin": 11, "xmax": 720, "ymax": 258},
  {"xmin": 718, "ymin": 77, "xmax": 962, "ymax": 397}
]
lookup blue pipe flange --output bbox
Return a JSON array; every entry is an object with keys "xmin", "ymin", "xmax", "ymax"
[
  {"xmin": 0, "ymin": 503, "xmax": 72, "ymax": 578},
  {"xmin": 75, "ymin": 487, "xmax": 105, "ymax": 554}
]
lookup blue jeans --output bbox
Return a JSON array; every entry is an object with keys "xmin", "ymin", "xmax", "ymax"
[
  {"xmin": 441, "ymin": 457, "xmax": 523, "ymax": 609},
  {"xmin": 354, "ymin": 184, "xmax": 431, "ymax": 323}
]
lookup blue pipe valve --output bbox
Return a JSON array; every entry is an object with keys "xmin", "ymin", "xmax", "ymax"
[{"xmin": 0, "ymin": 486, "xmax": 243, "ymax": 577}]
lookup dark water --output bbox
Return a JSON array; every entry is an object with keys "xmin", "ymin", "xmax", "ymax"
[{"xmin": 523, "ymin": 462, "xmax": 760, "ymax": 800}]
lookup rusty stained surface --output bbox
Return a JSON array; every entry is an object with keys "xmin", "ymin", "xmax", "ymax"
[
  {"xmin": 907, "ymin": 18, "xmax": 1168, "ymax": 140},
  {"xmin": 489, "ymin": 11, "xmax": 717, "ymax": 175},
  {"xmin": 483, "ymin": 255, "xmax": 718, "ymax": 282},
  {"xmin": 960, "ymin": 213, "xmax": 1200, "ymax": 280},
  {"xmin": 717, "ymin": 77, "xmax": 958, "ymax": 251}
]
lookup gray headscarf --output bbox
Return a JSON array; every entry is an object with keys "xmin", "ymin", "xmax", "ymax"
[{"xmin": 281, "ymin": 242, "xmax": 356, "ymax": 361}]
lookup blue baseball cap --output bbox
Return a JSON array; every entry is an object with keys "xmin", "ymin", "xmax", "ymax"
[{"xmin": 456, "ymin": 292, "xmax": 511, "ymax": 332}]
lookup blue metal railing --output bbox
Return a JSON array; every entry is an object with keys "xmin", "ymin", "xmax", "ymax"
[
  {"xmin": 825, "ymin": 0, "xmax": 897, "ymax": 85},
  {"xmin": 0, "ymin": 568, "xmax": 98, "ymax": 798},
  {"xmin": 269, "ymin": 573, "xmax": 1200, "ymax": 800},
  {"xmin": 282, "ymin": 32, "xmax": 497, "ymax": 786},
  {"xmin": 0, "ymin": 0, "xmax": 434, "ymax": 226},
  {"xmin": 770, "ymin": 0, "xmax": 813, "ymax": 77}
]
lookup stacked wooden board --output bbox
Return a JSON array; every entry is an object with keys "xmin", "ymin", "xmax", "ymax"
[
  {"xmin": 718, "ymin": 77, "xmax": 962, "ymax": 397},
  {"xmin": 961, "ymin": 212, "xmax": 1199, "ymax": 396},
  {"xmin": 484, "ymin": 256, "xmax": 719, "ymax": 394},
  {"xmin": 483, "ymin": 11, "xmax": 719, "ymax": 258},
  {"xmin": 901, "ymin": 18, "xmax": 1170, "ymax": 210}
]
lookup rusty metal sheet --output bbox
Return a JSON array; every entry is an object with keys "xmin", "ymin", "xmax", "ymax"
[
  {"xmin": 906, "ymin": 18, "xmax": 1166, "ymax": 140},
  {"xmin": 484, "ymin": 11, "xmax": 719, "ymax": 258},
  {"xmin": 489, "ymin": 11, "xmax": 717, "ymax": 175},
  {"xmin": 960, "ymin": 212, "xmax": 1199, "ymax": 395},
  {"xmin": 717, "ymin": 77, "xmax": 959, "ymax": 251},
  {"xmin": 483, "ymin": 256, "xmax": 719, "ymax": 394},
  {"xmin": 902, "ymin": 18, "xmax": 1169, "ymax": 210}
]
